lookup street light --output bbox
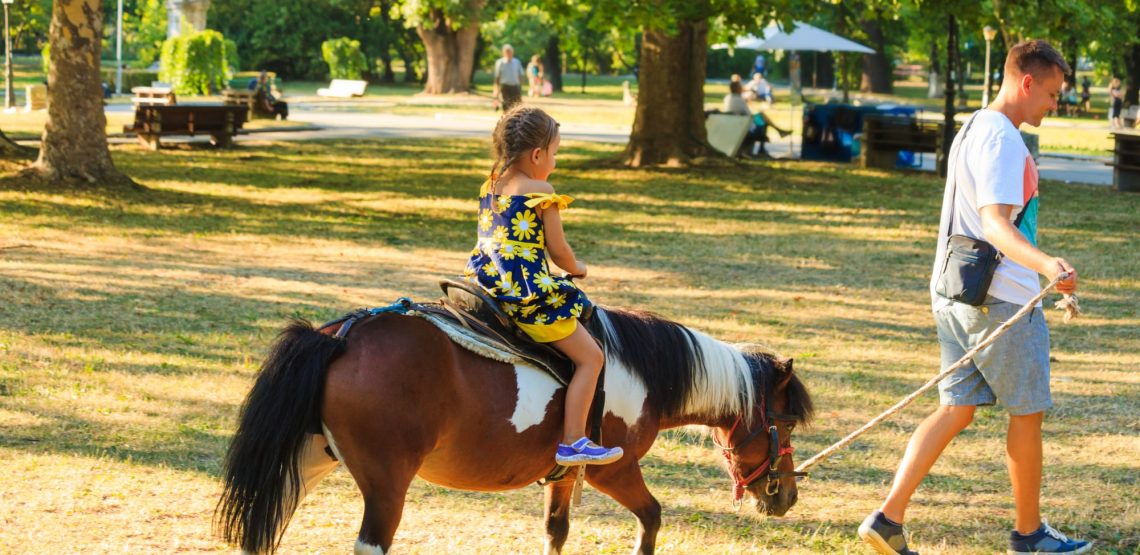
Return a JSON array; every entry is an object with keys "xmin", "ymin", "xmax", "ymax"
[
  {"xmin": 3, "ymin": 0, "xmax": 13, "ymax": 111},
  {"xmin": 115, "ymin": 0, "xmax": 123, "ymax": 95},
  {"xmin": 982, "ymin": 25, "xmax": 997, "ymax": 107}
]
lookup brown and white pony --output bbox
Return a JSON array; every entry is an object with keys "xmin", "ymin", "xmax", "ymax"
[{"xmin": 216, "ymin": 306, "xmax": 814, "ymax": 554}]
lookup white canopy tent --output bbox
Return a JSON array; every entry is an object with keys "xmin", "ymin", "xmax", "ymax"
[{"xmin": 714, "ymin": 22, "xmax": 874, "ymax": 53}]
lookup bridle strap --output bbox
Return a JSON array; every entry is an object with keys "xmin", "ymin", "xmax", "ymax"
[{"xmin": 716, "ymin": 407, "xmax": 805, "ymax": 503}]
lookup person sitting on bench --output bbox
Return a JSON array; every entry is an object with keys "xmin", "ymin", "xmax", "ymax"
[
  {"xmin": 723, "ymin": 81, "xmax": 790, "ymax": 157},
  {"xmin": 254, "ymin": 70, "xmax": 289, "ymax": 120}
]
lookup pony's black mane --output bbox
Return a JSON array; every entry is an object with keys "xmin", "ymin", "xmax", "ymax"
[
  {"xmin": 591, "ymin": 306, "xmax": 813, "ymax": 425},
  {"xmin": 742, "ymin": 351, "xmax": 814, "ymax": 426},
  {"xmin": 591, "ymin": 306, "xmax": 707, "ymax": 419}
]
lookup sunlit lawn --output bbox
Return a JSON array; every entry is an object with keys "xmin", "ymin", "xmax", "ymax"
[{"xmin": 0, "ymin": 136, "xmax": 1137, "ymax": 553}]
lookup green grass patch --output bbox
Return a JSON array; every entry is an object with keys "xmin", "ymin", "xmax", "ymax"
[{"xmin": 0, "ymin": 138, "xmax": 1136, "ymax": 553}]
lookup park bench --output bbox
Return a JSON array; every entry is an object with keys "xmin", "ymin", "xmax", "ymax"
[
  {"xmin": 860, "ymin": 115, "xmax": 943, "ymax": 170},
  {"xmin": 124, "ymin": 104, "xmax": 249, "ymax": 150},
  {"xmin": 131, "ymin": 86, "xmax": 177, "ymax": 106},
  {"xmin": 1107, "ymin": 131, "xmax": 1140, "ymax": 193},
  {"xmin": 317, "ymin": 79, "xmax": 367, "ymax": 98}
]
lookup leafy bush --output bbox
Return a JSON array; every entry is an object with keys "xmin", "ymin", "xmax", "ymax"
[
  {"xmin": 159, "ymin": 28, "xmax": 237, "ymax": 95},
  {"xmin": 100, "ymin": 69, "xmax": 161, "ymax": 90},
  {"xmin": 321, "ymin": 37, "xmax": 367, "ymax": 80}
]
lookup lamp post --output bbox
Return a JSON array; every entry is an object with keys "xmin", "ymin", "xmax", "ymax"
[
  {"xmin": 115, "ymin": 0, "xmax": 123, "ymax": 95},
  {"xmin": 982, "ymin": 25, "xmax": 997, "ymax": 107},
  {"xmin": 3, "ymin": 0, "xmax": 13, "ymax": 111}
]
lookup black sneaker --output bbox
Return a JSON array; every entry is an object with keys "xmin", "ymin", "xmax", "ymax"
[
  {"xmin": 858, "ymin": 511, "xmax": 919, "ymax": 555},
  {"xmin": 1008, "ymin": 520, "xmax": 1091, "ymax": 554}
]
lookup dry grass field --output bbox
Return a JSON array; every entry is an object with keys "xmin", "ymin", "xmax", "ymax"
[{"xmin": 0, "ymin": 138, "xmax": 1137, "ymax": 554}]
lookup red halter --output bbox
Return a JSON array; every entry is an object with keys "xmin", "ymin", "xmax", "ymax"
[{"xmin": 712, "ymin": 394, "xmax": 797, "ymax": 503}]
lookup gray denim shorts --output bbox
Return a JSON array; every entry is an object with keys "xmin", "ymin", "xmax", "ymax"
[{"xmin": 934, "ymin": 296, "xmax": 1052, "ymax": 415}]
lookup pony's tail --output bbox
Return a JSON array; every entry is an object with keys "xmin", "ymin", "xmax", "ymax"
[{"xmin": 214, "ymin": 319, "xmax": 346, "ymax": 554}]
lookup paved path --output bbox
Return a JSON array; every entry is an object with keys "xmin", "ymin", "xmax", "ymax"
[{"xmin": 105, "ymin": 104, "xmax": 1113, "ymax": 186}]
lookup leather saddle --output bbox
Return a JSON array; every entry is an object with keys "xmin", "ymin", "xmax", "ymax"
[{"xmin": 427, "ymin": 278, "xmax": 599, "ymax": 386}]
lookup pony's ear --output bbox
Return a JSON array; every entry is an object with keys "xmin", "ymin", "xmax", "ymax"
[{"xmin": 776, "ymin": 357, "xmax": 794, "ymax": 388}]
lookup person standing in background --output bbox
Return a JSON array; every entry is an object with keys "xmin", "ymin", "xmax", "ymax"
[
  {"xmin": 527, "ymin": 55, "xmax": 544, "ymax": 98},
  {"xmin": 1108, "ymin": 77, "xmax": 1123, "ymax": 128},
  {"xmin": 494, "ymin": 45, "xmax": 526, "ymax": 111}
]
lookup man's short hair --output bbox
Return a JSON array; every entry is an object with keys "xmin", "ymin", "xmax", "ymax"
[
  {"xmin": 502, "ymin": 44, "xmax": 513, "ymax": 53},
  {"xmin": 1005, "ymin": 40, "xmax": 1071, "ymax": 80}
]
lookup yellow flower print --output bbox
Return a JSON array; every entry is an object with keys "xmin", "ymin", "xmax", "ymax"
[
  {"xmin": 479, "ymin": 208, "xmax": 493, "ymax": 232},
  {"xmin": 496, "ymin": 195, "xmax": 511, "ymax": 212},
  {"xmin": 533, "ymin": 271, "xmax": 558, "ymax": 293},
  {"xmin": 519, "ymin": 303, "xmax": 540, "ymax": 317},
  {"xmin": 470, "ymin": 245, "xmax": 481, "ymax": 256},
  {"xmin": 492, "ymin": 225, "xmax": 508, "ymax": 243},
  {"xmin": 498, "ymin": 242, "xmax": 518, "ymax": 260},
  {"xmin": 502, "ymin": 302, "xmax": 519, "ymax": 315},
  {"xmin": 511, "ymin": 210, "xmax": 538, "ymax": 240},
  {"xmin": 546, "ymin": 292, "xmax": 566, "ymax": 308},
  {"xmin": 482, "ymin": 262, "xmax": 499, "ymax": 277},
  {"xmin": 520, "ymin": 292, "xmax": 538, "ymax": 306},
  {"xmin": 570, "ymin": 303, "xmax": 584, "ymax": 318},
  {"xmin": 532, "ymin": 314, "xmax": 548, "ymax": 325},
  {"xmin": 518, "ymin": 244, "xmax": 539, "ymax": 263},
  {"xmin": 536, "ymin": 229, "xmax": 545, "ymax": 247},
  {"xmin": 519, "ymin": 265, "xmax": 531, "ymax": 282},
  {"xmin": 495, "ymin": 274, "xmax": 521, "ymax": 297}
]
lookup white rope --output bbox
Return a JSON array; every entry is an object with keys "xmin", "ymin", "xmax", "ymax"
[{"xmin": 795, "ymin": 274, "xmax": 1078, "ymax": 474}]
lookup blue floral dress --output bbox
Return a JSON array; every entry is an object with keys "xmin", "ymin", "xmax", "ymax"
[{"xmin": 464, "ymin": 181, "xmax": 592, "ymax": 342}]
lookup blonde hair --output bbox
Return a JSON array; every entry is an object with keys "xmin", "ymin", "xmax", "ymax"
[{"xmin": 488, "ymin": 105, "xmax": 559, "ymax": 194}]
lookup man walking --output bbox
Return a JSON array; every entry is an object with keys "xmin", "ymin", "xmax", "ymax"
[
  {"xmin": 858, "ymin": 40, "xmax": 1088, "ymax": 555},
  {"xmin": 493, "ymin": 44, "xmax": 525, "ymax": 111}
]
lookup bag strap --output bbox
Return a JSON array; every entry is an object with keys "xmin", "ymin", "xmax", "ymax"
[
  {"xmin": 946, "ymin": 112, "xmax": 982, "ymax": 237},
  {"xmin": 946, "ymin": 111, "xmax": 1029, "ymax": 236}
]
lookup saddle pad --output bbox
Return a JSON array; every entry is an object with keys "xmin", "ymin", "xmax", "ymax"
[{"xmin": 410, "ymin": 309, "xmax": 562, "ymax": 381}]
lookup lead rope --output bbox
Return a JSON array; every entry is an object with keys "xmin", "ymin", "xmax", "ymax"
[{"xmin": 795, "ymin": 275, "xmax": 1080, "ymax": 475}]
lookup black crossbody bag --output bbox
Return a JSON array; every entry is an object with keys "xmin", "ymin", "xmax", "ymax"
[{"xmin": 934, "ymin": 113, "xmax": 1025, "ymax": 306}]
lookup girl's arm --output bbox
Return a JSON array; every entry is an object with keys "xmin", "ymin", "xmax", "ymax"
[{"xmin": 540, "ymin": 206, "xmax": 586, "ymax": 277}]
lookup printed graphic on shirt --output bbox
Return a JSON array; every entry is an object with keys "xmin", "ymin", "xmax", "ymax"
[{"xmin": 1019, "ymin": 154, "xmax": 1039, "ymax": 246}]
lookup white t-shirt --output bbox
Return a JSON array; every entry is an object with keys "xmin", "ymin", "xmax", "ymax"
[
  {"xmin": 723, "ymin": 93, "xmax": 750, "ymax": 115},
  {"xmin": 930, "ymin": 109, "xmax": 1041, "ymax": 311}
]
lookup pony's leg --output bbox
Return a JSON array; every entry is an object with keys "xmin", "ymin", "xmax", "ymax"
[
  {"xmin": 586, "ymin": 463, "xmax": 662, "ymax": 555},
  {"xmin": 543, "ymin": 477, "xmax": 576, "ymax": 555},
  {"xmin": 352, "ymin": 459, "xmax": 419, "ymax": 554}
]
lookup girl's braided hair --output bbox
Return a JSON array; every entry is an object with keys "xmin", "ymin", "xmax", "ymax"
[{"xmin": 488, "ymin": 105, "xmax": 560, "ymax": 199}]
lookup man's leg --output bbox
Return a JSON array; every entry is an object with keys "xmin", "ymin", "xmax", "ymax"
[
  {"xmin": 1007, "ymin": 411, "xmax": 1043, "ymax": 534},
  {"xmin": 880, "ymin": 404, "xmax": 975, "ymax": 523}
]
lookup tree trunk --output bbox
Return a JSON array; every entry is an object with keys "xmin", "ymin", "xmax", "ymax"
[
  {"xmin": 1064, "ymin": 37, "xmax": 1078, "ymax": 87},
  {"xmin": 860, "ymin": 14, "xmax": 892, "ymax": 93},
  {"xmin": 399, "ymin": 43, "xmax": 419, "ymax": 83},
  {"xmin": 813, "ymin": 51, "xmax": 834, "ymax": 89},
  {"xmin": 0, "ymin": 129, "xmax": 35, "ymax": 159},
  {"xmin": 940, "ymin": 14, "xmax": 957, "ymax": 179},
  {"xmin": 544, "ymin": 34, "xmax": 562, "ymax": 92},
  {"xmin": 31, "ymin": 0, "xmax": 133, "ymax": 187},
  {"xmin": 1126, "ymin": 42, "xmax": 1140, "ymax": 106},
  {"xmin": 623, "ymin": 19, "xmax": 712, "ymax": 167},
  {"xmin": 416, "ymin": 5, "xmax": 481, "ymax": 94}
]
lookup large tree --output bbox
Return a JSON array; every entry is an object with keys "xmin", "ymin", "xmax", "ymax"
[
  {"xmin": 30, "ymin": 0, "xmax": 132, "ymax": 186},
  {"xmin": 400, "ymin": 0, "xmax": 485, "ymax": 94}
]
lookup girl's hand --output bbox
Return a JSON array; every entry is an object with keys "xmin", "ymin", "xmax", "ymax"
[{"xmin": 570, "ymin": 261, "xmax": 587, "ymax": 279}]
